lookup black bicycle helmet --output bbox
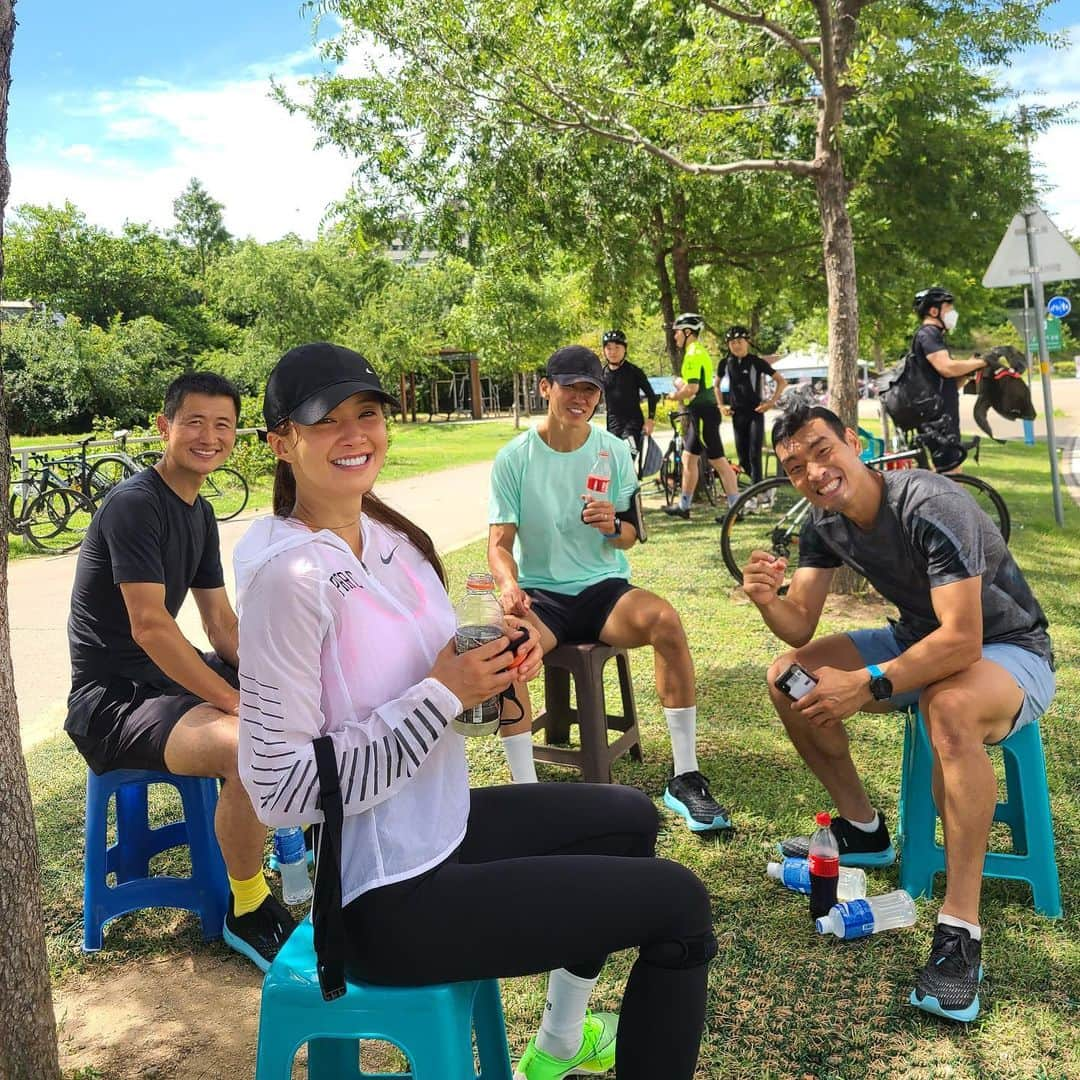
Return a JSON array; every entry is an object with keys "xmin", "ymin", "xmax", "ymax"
[
  {"xmin": 914, "ymin": 287, "xmax": 954, "ymax": 317},
  {"xmin": 602, "ymin": 329, "xmax": 627, "ymax": 347},
  {"xmin": 672, "ymin": 312, "xmax": 704, "ymax": 334},
  {"xmin": 725, "ymin": 325, "xmax": 751, "ymax": 341}
]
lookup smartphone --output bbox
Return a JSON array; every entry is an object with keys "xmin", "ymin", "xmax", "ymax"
[{"xmin": 776, "ymin": 662, "xmax": 818, "ymax": 701}]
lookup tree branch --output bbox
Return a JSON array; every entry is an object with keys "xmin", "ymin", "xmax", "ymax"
[
  {"xmin": 702, "ymin": 0, "xmax": 823, "ymax": 81},
  {"xmin": 610, "ymin": 87, "xmax": 819, "ymax": 115}
]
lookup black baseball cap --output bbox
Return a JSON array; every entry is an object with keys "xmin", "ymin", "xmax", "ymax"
[
  {"xmin": 544, "ymin": 345, "xmax": 604, "ymax": 391},
  {"xmin": 263, "ymin": 342, "xmax": 400, "ymax": 429}
]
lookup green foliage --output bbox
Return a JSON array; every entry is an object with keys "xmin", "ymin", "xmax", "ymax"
[
  {"xmin": 171, "ymin": 177, "xmax": 232, "ymax": 277},
  {"xmin": 1, "ymin": 314, "xmax": 182, "ymax": 434}
]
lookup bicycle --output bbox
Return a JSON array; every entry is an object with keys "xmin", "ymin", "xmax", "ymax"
[
  {"xmin": 656, "ymin": 412, "xmax": 718, "ymax": 508},
  {"xmin": 134, "ymin": 445, "xmax": 250, "ymax": 521},
  {"xmin": 6, "ymin": 481, "xmax": 96, "ymax": 554},
  {"xmin": 719, "ymin": 433, "xmax": 1010, "ymax": 586}
]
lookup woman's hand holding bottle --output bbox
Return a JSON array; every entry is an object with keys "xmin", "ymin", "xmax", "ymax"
[{"xmin": 430, "ymin": 636, "xmax": 515, "ymax": 709}]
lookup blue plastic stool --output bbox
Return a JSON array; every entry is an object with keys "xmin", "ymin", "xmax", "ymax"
[
  {"xmin": 896, "ymin": 710, "xmax": 1062, "ymax": 917},
  {"xmin": 83, "ymin": 768, "xmax": 230, "ymax": 951},
  {"xmin": 255, "ymin": 920, "xmax": 513, "ymax": 1080}
]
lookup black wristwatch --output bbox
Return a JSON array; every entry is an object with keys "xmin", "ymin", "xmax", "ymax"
[
  {"xmin": 603, "ymin": 515, "xmax": 622, "ymax": 540},
  {"xmin": 867, "ymin": 663, "xmax": 893, "ymax": 702}
]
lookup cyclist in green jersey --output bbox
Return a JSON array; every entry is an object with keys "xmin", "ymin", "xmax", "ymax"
[{"xmin": 662, "ymin": 314, "xmax": 739, "ymax": 520}]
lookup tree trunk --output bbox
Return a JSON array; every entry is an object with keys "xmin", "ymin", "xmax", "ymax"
[
  {"xmin": 512, "ymin": 371, "xmax": 521, "ymax": 430},
  {"xmin": 650, "ymin": 207, "xmax": 679, "ymax": 374},
  {"xmin": 669, "ymin": 190, "xmax": 699, "ymax": 315},
  {"xmin": 0, "ymin": 5, "xmax": 62, "ymax": 1074},
  {"xmin": 815, "ymin": 154, "xmax": 860, "ymax": 432}
]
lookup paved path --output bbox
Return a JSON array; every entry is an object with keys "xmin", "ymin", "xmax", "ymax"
[
  {"xmin": 11, "ymin": 379, "xmax": 1080, "ymax": 753},
  {"xmin": 11, "ymin": 460, "xmax": 494, "ymax": 752}
]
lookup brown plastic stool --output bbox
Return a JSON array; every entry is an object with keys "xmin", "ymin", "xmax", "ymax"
[{"xmin": 531, "ymin": 643, "xmax": 643, "ymax": 783}]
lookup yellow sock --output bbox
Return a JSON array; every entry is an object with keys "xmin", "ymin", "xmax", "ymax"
[{"xmin": 229, "ymin": 872, "xmax": 271, "ymax": 916}]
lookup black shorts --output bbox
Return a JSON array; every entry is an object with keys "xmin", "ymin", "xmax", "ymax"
[
  {"xmin": 526, "ymin": 578, "xmax": 636, "ymax": 646},
  {"xmin": 68, "ymin": 653, "xmax": 239, "ymax": 775},
  {"xmin": 684, "ymin": 404, "xmax": 726, "ymax": 460}
]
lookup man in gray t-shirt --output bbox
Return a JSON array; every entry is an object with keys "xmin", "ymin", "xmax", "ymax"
[{"xmin": 740, "ymin": 403, "xmax": 1054, "ymax": 1024}]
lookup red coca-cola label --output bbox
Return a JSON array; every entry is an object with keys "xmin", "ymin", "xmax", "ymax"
[
  {"xmin": 586, "ymin": 474, "xmax": 610, "ymax": 494},
  {"xmin": 808, "ymin": 854, "xmax": 839, "ymax": 877}
]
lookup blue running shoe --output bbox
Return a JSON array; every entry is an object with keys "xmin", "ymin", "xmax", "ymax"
[
  {"xmin": 664, "ymin": 771, "xmax": 732, "ymax": 832},
  {"xmin": 910, "ymin": 924, "xmax": 984, "ymax": 1023},
  {"xmin": 779, "ymin": 811, "xmax": 896, "ymax": 868},
  {"xmin": 223, "ymin": 893, "xmax": 295, "ymax": 973}
]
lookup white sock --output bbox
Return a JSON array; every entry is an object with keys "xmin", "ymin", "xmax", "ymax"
[
  {"xmin": 679, "ymin": 491, "xmax": 692, "ymax": 510},
  {"xmin": 938, "ymin": 913, "xmax": 982, "ymax": 940},
  {"xmin": 727, "ymin": 492, "xmax": 740, "ymax": 507},
  {"xmin": 535, "ymin": 968, "xmax": 598, "ymax": 1060},
  {"xmin": 501, "ymin": 731, "xmax": 538, "ymax": 783},
  {"xmin": 848, "ymin": 811, "xmax": 880, "ymax": 833},
  {"xmin": 664, "ymin": 706, "xmax": 699, "ymax": 776}
]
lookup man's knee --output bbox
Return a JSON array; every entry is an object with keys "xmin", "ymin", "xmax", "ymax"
[
  {"xmin": 921, "ymin": 686, "xmax": 983, "ymax": 758},
  {"xmin": 766, "ymin": 652, "xmax": 799, "ymax": 708},
  {"xmin": 649, "ymin": 602, "xmax": 687, "ymax": 650},
  {"xmin": 167, "ymin": 706, "xmax": 241, "ymax": 780}
]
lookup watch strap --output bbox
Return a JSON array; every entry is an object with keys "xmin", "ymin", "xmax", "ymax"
[{"xmin": 866, "ymin": 664, "xmax": 884, "ymax": 678}]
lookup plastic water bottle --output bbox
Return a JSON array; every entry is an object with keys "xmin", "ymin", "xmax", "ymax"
[
  {"xmin": 583, "ymin": 449, "xmax": 612, "ymax": 504},
  {"xmin": 452, "ymin": 572, "xmax": 505, "ymax": 736},
  {"xmin": 274, "ymin": 827, "xmax": 313, "ymax": 905},
  {"xmin": 766, "ymin": 858, "xmax": 867, "ymax": 902},
  {"xmin": 815, "ymin": 890, "xmax": 917, "ymax": 940},
  {"xmin": 808, "ymin": 811, "xmax": 840, "ymax": 919}
]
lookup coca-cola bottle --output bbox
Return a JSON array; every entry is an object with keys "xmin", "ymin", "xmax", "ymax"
[
  {"xmin": 583, "ymin": 448, "xmax": 612, "ymax": 505},
  {"xmin": 808, "ymin": 811, "xmax": 840, "ymax": 919}
]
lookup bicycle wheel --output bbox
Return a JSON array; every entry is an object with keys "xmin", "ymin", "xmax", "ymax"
[
  {"xmin": 948, "ymin": 474, "xmax": 1010, "ymax": 543},
  {"xmin": 87, "ymin": 455, "xmax": 138, "ymax": 502},
  {"xmin": 23, "ymin": 487, "xmax": 96, "ymax": 554},
  {"xmin": 202, "ymin": 467, "xmax": 249, "ymax": 521},
  {"xmin": 135, "ymin": 449, "xmax": 162, "ymax": 468},
  {"xmin": 698, "ymin": 454, "xmax": 718, "ymax": 506},
  {"xmin": 719, "ymin": 476, "xmax": 806, "ymax": 586},
  {"xmin": 658, "ymin": 447, "xmax": 680, "ymax": 507}
]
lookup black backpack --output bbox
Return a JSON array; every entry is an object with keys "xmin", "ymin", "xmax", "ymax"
[{"xmin": 877, "ymin": 335, "xmax": 947, "ymax": 431}]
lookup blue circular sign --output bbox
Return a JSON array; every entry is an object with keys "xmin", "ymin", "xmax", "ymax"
[{"xmin": 1047, "ymin": 295, "xmax": 1071, "ymax": 318}]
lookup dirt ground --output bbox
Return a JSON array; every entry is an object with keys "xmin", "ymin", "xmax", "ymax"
[{"xmin": 54, "ymin": 950, "xmax": 265, "ymax": 1079}]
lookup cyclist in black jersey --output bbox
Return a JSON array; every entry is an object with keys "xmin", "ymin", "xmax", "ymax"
[
  {"xmin": 716, "ymin": 325, "xmax": 786, "ymax": 488},
  {"xmin": 601, "ymin": 329, "xmax": 658, "ymax": 447}
]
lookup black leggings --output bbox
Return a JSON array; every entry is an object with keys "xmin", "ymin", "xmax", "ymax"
[
  {"xmin": 732, "ymin": 409, "xmax": 766, "ymax": 484},
  {"xmin": 342, "ymin": 783, "xmax": 714, "ymax": 1080}
]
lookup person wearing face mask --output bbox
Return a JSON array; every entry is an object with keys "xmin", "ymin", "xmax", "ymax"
[{"xmin": 910, "ymin": 288, "xmax": 989, "ymax": 472}]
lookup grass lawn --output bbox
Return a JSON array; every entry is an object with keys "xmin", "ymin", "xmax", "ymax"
[{"xmin": 29, "ymin": 438, "xmax": 1078, "ymax": 1079}]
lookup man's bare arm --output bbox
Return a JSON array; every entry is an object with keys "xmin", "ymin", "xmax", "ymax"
[
  {"xmin": 119, "ymin": 582, "xmax": 240, "ymax": 713},
  {"xmin": 925, "ymin": 348, "xmax": 986, "ymax": 380},
  {"xmin": 192, "ymin": 586, "xmax": 239, "ymax": 668},
  {"xmin": 743, "ymin": 555, "xmax": 834, "ymax": 648},
  {"xmin": 487, "ymin": 523, "xmax": 532, "ymax": 615}
]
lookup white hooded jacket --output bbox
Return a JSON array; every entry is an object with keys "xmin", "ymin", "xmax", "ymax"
[{"xmin": 234, "ymin": 513, "xmax": 469, "ymax": 905}]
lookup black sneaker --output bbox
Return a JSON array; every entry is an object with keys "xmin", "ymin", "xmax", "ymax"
[
  {"xmin": 662, "ymin": 505, "xmax": 691, "ymax": 519},
  {"xmin": 663, "ymin": 771, "xmax": 733, "ymax": 832},
  {"xmin": 910, "ymin": 924, "xmax": 984, "ymax": 1022},
  {"xmin": 223, "ymin": 893, "xmax": 296, "ymax": 973},
  {"xmin": 779, "ymin": 811, "xmax": 896, "ymax": 867}
]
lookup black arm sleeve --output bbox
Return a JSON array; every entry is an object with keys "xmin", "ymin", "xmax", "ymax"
[{"xmin": 636, "ymin": 366, "xmax": 658, "ymax": 418}]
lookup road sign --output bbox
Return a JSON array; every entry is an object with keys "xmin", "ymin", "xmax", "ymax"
[
  {"xmin": 1029, "ymin": 318, "xmax": 1063, "ymax": 352},
  {"xmin": 1047, "ymin": 295, "xmax": 1071, "ymax": 319},
  {"xmin": 983, "ymin": 207, "xmax": 1080, "ymax": 288}
]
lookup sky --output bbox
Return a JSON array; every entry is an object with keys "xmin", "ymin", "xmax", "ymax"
[{"xmin": 7, "ymin": 0, "xmax": 1080, "ymax": 243}]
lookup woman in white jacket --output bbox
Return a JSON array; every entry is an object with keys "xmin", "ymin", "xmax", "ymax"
[{"xmin": 235, "ymin": 342, "xmax": 715, "ymax": 1080}]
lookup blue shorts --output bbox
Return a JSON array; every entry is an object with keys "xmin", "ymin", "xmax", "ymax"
[{"xmin": 847, "ymin": 627, "xmax": 1055, "ymax": 741}]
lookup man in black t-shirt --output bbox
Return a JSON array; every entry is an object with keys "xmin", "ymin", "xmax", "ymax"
[
  {"xmin": 909, "ymin": 287, "xmax": 988, "ymax": 471},
  {"xmin": 600, "ymin": 328, "xmax": 658, "ymax": 449},
  {"xmin": 66, "ymin": 372, "xmax": 294, "ymax": 971},
  {"xmin": 715, "ymin": 325, "xmax": 786, "ymax": 486},
  {"xmin": 741, "ymin": 403, "xmax": 1055, "ymax": 1024}
]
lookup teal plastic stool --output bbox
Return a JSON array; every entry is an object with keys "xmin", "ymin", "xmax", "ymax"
[
  {"xmin": 897, "ymin": 710, "xmax": 1062, "ymax": 917},
  {"xmin": 254, "ymin": 920, "xmax": 513, "ymax": 1079}
]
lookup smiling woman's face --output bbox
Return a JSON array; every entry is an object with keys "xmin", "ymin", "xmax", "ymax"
[{"xmin": 270, "ymin": 392, "xmax": 388, "ymax": 501}]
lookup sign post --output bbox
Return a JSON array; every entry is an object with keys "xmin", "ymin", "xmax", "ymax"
[{"xmin": 983, "ymin": 205, "xmax": 1080, "ymax": 527}]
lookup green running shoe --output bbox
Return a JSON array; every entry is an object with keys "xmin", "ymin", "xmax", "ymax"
[{"xmin": 513, "ymin": 1011, "xmax": 618, "ymax": 1079}]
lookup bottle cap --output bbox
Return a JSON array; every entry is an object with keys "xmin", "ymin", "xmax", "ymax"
[
  {"xmin": 815, "ymin": 811, "xmax": 832, "ymax": 827},
  {"xmin": 766, "ymin": 862, "xmax": 781, "ymax": 880},
  {"xmin": 814, "ymin": 913, "xmax": 837, "ymax": 936}
]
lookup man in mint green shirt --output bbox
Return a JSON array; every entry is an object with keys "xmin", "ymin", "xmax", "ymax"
[
  {"xmin": 664, "ymin": 313, "xmax": 739, "ymax": 520},
  {"xmin": 488, "ymin": 344, "xmax": 732, "ymax": 833}
]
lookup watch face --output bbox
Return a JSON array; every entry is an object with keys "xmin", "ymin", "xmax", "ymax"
[{"xmin": 870, "ymin": 675, "xmax": 893, "ymax": 701}]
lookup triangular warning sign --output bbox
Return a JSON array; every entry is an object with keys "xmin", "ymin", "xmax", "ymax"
[{"xmin": 982, "ymin": 206, "xmax": 1080, "ymax": 288}]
